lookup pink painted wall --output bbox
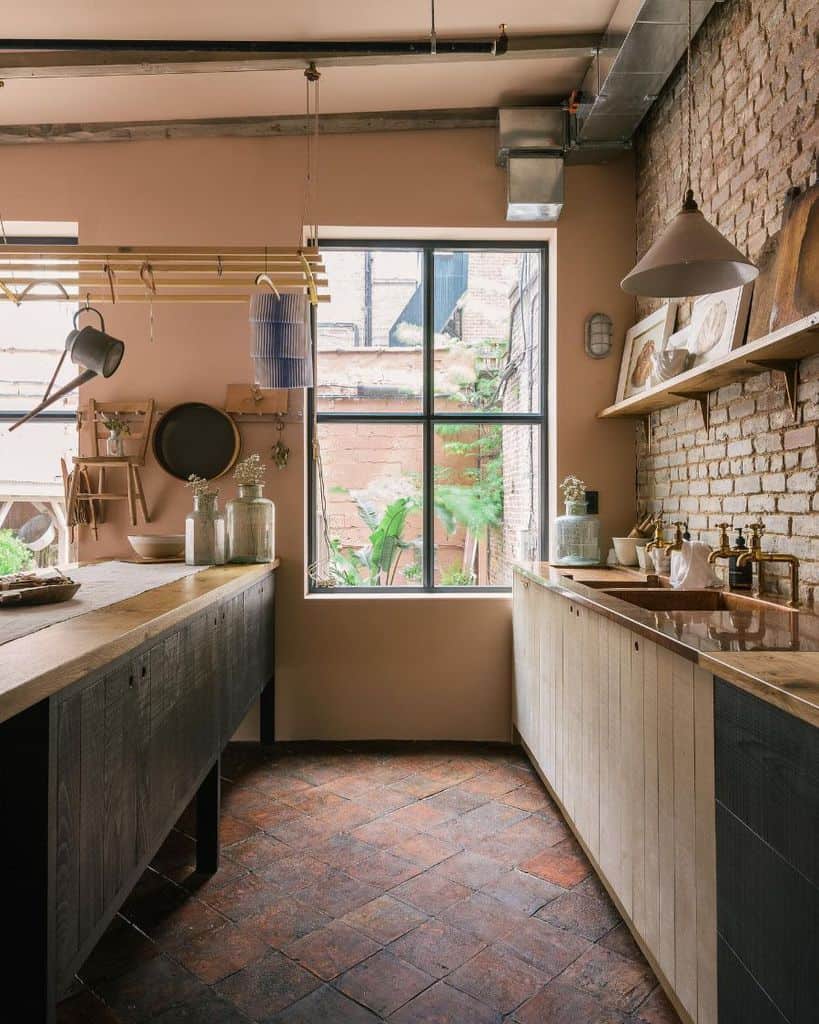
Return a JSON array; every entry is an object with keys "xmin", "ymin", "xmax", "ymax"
[{"xmin": 0, "ymin": 130, "xmax": 636, "ymax": 739}]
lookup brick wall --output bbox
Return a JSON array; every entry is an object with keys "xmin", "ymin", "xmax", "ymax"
[{"xmin": 634, "ymin": 0, "xmax": 818, "ymax": 601}]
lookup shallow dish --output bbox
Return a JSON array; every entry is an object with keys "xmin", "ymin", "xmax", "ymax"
[{"xmin": 128, "ymin": 534, "xmax": 185, "ymax": 560}]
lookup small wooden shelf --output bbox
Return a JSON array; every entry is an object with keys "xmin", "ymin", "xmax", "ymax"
[{"xmin": 599, "ymin": 312, "xmax": 819, "ymax": 428}]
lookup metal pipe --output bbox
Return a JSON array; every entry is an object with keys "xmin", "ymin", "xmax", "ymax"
[{"xmin": 0, "ymin": 37, "xmax": 498, "ymax": 56}]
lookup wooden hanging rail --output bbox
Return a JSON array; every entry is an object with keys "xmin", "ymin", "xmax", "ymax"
[{"xmin": 0, "ymin": 244, "xmax": 331, "ymax": 303}]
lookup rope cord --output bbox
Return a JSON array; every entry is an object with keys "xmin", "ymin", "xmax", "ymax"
[
  {"xmin": 686, "ymin": 0, "xmax": 693, "ymax": 199},
  {"xmin": 301, "ymin": 64, "xmax": 335, "ymax": 586}
]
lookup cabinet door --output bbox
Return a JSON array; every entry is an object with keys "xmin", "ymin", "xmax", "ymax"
[
  {"xmin": 715, "ymin": 681, "xmax": 817, "ymax": 1024},
  {"xmin": 55, "ymin": 656, "xmax": 151, "ymax": 986},
  {"xmin": 512, "ymin": 573, "xmax": 539, "ymax": 751},
  {"xmin": 536, "ymin": 587, "xmax": 562, "ymax": 787}
]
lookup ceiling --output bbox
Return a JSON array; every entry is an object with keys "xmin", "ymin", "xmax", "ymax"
[{"xmin": 0, "ymin": 1, "xmax": 623, "ymax": 125}]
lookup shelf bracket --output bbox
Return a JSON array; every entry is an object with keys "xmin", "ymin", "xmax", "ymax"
[
  {"xmin": 642, "ymin": 414, "xmax": 652, "ymax": 453},
  {"xmin": 747, "ymin": 359, "xmax": 799, "ymax": 420},
  {"xmin": 670, "ymin": 391, "xmax": 710, "ymax": 432}
]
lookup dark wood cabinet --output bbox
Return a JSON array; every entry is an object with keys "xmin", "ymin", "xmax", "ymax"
[
  {"xmin": 714, "ymin": 678, "xmax": 818, "ymax": 1024},
  {"xmin": 0, "ymin": 568, "xmax": 275, "ymax": 1022}
]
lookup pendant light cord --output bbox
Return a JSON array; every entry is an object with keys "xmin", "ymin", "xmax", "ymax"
[
  {"xmin": 685, "ymin": 0, "xmax": 694, "ymax": 206},
  {"xmin": 302, "ymin": 63, "xmax": 336, "ymax": 587}
]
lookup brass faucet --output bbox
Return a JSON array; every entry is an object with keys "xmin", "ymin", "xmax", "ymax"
[
  {"xmin": 735, "ymin": 520, "xmax": 801, "ymax": 607},
  {"xmin": 662, "ymin": 521, "xmax": 687, "ymax": 554},
  {"xmin": 645, "ymin": 519, "xmax": 666, "ymax": 553},
  {"xmin": 708, "ymin": 522, "xmax": 741, "ymax": 566}
]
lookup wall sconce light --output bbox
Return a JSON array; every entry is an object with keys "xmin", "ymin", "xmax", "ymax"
[{"xmin": 585, "ymin": 313, "xmax": 613, "ymax": 359}]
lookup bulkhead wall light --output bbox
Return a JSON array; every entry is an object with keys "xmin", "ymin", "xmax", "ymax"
[{"xmin": 585, "ymin": 313, "xmax": 613, "ymax": 358}]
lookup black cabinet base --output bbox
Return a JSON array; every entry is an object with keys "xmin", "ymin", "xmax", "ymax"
[{"xmin": 195, "ymin": 759, "xmax": 221, "ymax": 874}]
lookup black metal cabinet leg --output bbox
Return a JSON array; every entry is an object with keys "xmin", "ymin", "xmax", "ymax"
[
  {"xmin": 259, "ymin": 675, "xmax": 275, "ymax": 745},
  {"xmin": 195, "ymin": 758, "xmax": 221, "ymax": 874}
]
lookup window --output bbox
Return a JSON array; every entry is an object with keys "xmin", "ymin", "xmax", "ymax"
[
  {"xmin": 308, "ymin": 241, "xmax": 546, "ymax": 591},
  {"xmin": 0, "ymin": 229, "xmax": 78, "ymax": 570}
]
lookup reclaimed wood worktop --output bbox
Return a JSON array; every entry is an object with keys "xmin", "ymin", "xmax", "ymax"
[
  {"xmin": 515, "ymin": 562, "xmax": 819, "ymax": 728},
  {"xmin": 0, "ymin": 561, "xmax": 278, "ymax": 725}
]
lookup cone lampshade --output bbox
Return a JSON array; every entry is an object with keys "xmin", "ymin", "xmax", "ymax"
[{"xmin": 621, "ymin": 192, "xmax": 758, "ymax": 298}]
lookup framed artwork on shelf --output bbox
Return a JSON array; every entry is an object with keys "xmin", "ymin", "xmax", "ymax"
[
  {"xmin": 688, "ymin": 283, "xmax": 753, "ymax": 367},
  {"xmin": 615, "ymin": 303, "xmax": 677, "ymax": 402}
]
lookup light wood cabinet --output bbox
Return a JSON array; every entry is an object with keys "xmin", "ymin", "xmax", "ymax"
[{"xmin": 513, "ymin": 572, "xmax": 717, "ymax": 1024}]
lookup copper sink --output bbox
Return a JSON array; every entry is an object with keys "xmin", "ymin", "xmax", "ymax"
[
  {"xmin": 577, "ymin": 579, "xmax": 660, "ymax": 590},
  {"xmin": 600, "ymin": 588, "xmax": 796, "ymax": 613}
]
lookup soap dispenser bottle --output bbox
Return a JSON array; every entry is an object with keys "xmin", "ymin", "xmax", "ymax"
[{"xmin": 729, "ymin": 527, "xmax": 752, "ymax": 590}]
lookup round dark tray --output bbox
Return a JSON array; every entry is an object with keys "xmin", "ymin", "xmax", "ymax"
[{"xmin": 153, "ymin": 402, "xmax": 240, "ymax": 481}]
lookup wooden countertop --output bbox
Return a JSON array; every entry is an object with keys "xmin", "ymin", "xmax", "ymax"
[
  {"xmin": 0, "ymin": 561, "xmax": 278, "ymax": 725},
  {"xmin": 516, "ymin": 562, "xmax": 819, "ymax": 729}
]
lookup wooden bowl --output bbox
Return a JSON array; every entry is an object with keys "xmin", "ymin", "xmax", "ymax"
[{"xmin": 128, "ymin": 534, "xmax": 185, "ymax": 560}]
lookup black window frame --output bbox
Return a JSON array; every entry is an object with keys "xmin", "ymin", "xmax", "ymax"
[
  {"xmin": 307, "ymin": 238, "xmax": 548, "ymax": 594},
  {"xmin": 0, "ymin": 234, "xmax": 79, "ymax": 426}
]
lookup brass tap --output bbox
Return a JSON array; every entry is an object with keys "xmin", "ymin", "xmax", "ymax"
[
  {"xmin": 662, "ymin": 521, "xmax": 687, "ymax": 554},
  {"xmin": 735, "ymin": 520, "xmax": 801, "ymax": 607},
  {"xmin": 708, "ymin": 522, "xmax": 740, "ymax": 565},
  {"xmin": 645, "ymin": 519, "xmax": 666, "ymax": 553}
]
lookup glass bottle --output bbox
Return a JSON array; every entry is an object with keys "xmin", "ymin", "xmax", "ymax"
[
  {"xmin": 226, "ymin": 484, "xmax": 275, "ymax": 563},
  {"xmin": 554, "ymin": 500, "xmax": 601, "ymax": 566},
  {"xmin": 185, "ymin": 493, "xmax": 226, "ymax": 565},
  {"xmin": 106, "ymin": 431, "xmax": 125, "ymax": 457}
]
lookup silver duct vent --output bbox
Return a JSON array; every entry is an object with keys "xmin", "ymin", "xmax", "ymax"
[
  {"xmin": 497, "ymin": 108, "xmax": 566, "ymax": 221},
  {"xmin": 576, "ymin": 0, "xmax": 717, "ymax": 143}
]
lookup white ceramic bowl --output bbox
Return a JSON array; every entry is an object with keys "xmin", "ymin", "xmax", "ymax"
[
  {"xmin": 128, "ymin": 534, "xmax": 185, "ymax": 560},
  {"xmin": 612, "ymin": 536, "xmax": 650, "ymax": 567}
]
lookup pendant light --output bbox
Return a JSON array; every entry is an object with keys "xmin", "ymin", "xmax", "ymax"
[
  {"xmin": 248, "ymin": 64, "xmax": 320, "ymax": 390},
  {"xmin": 621, "ymin": 0, "xmax": 757, "ymax": 297}
]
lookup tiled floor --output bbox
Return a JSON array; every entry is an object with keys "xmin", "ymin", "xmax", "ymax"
[{"xmin": 58, "ymin": 742, "xmax": 681, "ymax": 1023}]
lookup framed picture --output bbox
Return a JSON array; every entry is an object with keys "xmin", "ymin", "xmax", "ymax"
[
  {"xmin": 688, "ymin": 283, "xmax": 753, "ymax": 366},
  {"xmin": 615, "ymin": 303, "xmax": 677, "ymax": 402}
]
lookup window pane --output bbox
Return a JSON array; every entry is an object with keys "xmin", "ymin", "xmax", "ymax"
[
  {"xmin": 317, "ymin": 249, "xmax": 424, "ymax": 413},
  {"xmin": 434, "ymin": 422, "xmax": 540, "ymax": 587},
  {"xmin": 433, "ymin": 249, "xmax": 542, "ymax": 414},
  {"xmin": 0, "ymin": 418, "xmax": 76, "ymax": 569},
  {"xmin": 0, "ymin": 299, "xmax": 79, "ymax": 413},
  {"xmin": 316, "ymin": 421, "xmax": 424, "ymax": 587}
]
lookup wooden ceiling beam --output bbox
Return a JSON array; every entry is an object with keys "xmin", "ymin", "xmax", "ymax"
[{"xmin": 0, "ymin": 107, "xmax": 506, "ymax": 145}]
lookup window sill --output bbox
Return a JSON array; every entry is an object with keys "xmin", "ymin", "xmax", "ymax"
[{"xmin": 305, "ymin": 589, "xmax": 512, "ymax": 601}]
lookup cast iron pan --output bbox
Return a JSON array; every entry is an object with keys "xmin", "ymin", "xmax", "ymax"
[{"xmin": 153, "ymin": 402, "xmax": 240, "ymax": 481}]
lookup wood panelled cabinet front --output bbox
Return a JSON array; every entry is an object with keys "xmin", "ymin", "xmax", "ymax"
[
  {"xmin": 714, "ymin": 679, "xmax": 818, "ymax": 1024},
  {"xmin": 51, "ymin": 573, "xmax": 275, "ymax": 994},
  {"xmin": 512, "ymin": 572, "xmax": 717, "ymax": 1024}
]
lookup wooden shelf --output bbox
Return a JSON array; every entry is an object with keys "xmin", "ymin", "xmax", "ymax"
[{"xmin": 599, "ymin": 312, "xmax": 819, "ymax": 427}]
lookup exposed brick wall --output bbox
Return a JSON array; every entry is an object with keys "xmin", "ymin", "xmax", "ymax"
[{"xmin": 634, "ymin": 0, "xmax": 818, "ymax": 602}]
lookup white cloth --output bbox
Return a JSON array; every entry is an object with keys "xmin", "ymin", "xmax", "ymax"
[
  {"xmin": 0, "ymin": 560, "xmax": 205, "ymax": 647},
  {"xmin": 670, "ymin": 540, "xmax": 722, "ymax": 590}
]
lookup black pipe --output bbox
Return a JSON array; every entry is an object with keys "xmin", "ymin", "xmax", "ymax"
[{"xmin": 0, "ymin": 38, "xmax": 498, "ymax": 56}]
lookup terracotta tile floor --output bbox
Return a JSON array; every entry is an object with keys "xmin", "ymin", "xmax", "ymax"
[{"xmin": 58, "ymin": 742, "xmax": 681, "ymax": 1023}]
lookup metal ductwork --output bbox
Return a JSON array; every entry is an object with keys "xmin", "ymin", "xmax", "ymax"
[
  {"xmin": 497, "ymin": 108, "xmax": 566, "ymax": 221},
  {"xmin": 575, "ymin": 0, "xmax": 718, "ymax": 144}
]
